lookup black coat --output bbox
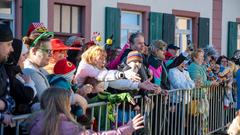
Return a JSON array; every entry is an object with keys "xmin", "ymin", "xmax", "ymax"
[{"xmin": 5, "ymin": 65, "xmax": 38, "ymax": 114}]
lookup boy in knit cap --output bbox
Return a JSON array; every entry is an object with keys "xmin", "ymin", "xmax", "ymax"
[{"xmin": 51, "ymin": 59, "xmax": 92, "ymax": 125}]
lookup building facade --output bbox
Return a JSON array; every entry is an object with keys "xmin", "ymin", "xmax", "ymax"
[{"xmin": 0, "ymin": 0, "xmax": 239, "ymax": 57}]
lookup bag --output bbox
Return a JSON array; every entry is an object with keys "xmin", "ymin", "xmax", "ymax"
[{"xmin": 189, "ymin": 100, "xmax": 199, "ymax": 116}]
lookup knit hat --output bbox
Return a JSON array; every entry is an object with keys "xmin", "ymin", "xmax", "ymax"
[
  {"xmin": 54, "ymin": 59, "xmax": 76, "ymax": 82},
  {"xmin": 27, "ymin": 22, "xmax": 48, "ymax": 36},
  {"xmin": 51, "ymin": 38, "xmax": 81, "ymax": 51},
  {"xmin": 126, "ymin": 51, "xmax": 143, "ymax": 64},
  {"xmin": 0, "ymin": 24, "xmax": 13, "ymax": 42}
]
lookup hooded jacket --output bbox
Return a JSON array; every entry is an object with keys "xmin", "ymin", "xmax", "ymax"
[{"xmin": 5, "ymin": 39, "xmax": 37, "ymax": 114}]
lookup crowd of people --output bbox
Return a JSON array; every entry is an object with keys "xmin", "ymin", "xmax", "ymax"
[{"xmin": 0, "ymin": 22, "xmax": 240, "ymax": 135}]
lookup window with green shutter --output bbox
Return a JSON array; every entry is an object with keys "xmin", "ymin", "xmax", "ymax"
[
  {"xmin": 22, "ymin": 0, "xmax": 40, "ymax": 36},
  {"xmin": 162, "ymin": 13, "xmax": 175, "ymax": 45},
  {"xmin": 227, "ymin": 21, "xmax": 238, "ymax": 58},
  {"xmin": 149, "ymin": 12, "xmax": 163, "ymax": 44},
  {"xmin": 198, "ymin": 17, "xmax": 209, "ymax": 48},
  {"xmin": 105, "ymin": 7, "xmax": 120, "ymax": 49}
]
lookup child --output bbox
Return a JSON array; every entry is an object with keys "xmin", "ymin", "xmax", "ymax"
[
  {"xmin": 51, "ymin": 59, "xmax": 89, "ymax": 123},
  {"xmin": 28, "ymin": 87, "xmax": 145, "ymax": 135}
]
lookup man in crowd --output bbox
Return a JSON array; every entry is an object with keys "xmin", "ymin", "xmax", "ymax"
[
  {"xmin": 165, "ymin": 43, "xmax": 180, "ymax": 60},
  {"xmin": 0, "ymin": 24, "xmax": 15, "ymax": 125}
]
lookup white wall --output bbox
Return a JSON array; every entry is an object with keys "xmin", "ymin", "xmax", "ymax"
[
  {"xmin": 91, "ymin": 0, "xmax": 213, "ymax": 44},
  {"xmin": 40, "ymin": 0, "xmax": 48, "ymax": 27},
  {"xmin": 221, "ymin": 0, "xmax": 240, "ymax": 55}
]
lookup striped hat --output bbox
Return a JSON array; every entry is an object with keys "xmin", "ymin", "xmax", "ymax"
[{"xmin": 126, "ymin": 51, "xmax": 143, "ymax": 64}]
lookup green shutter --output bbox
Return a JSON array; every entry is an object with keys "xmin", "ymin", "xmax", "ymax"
[
  {"xmin": 105, "ymin": 7, "xmax": 120, "ymax": 49},
  {"xmin": 227, "ymin": 22, "xmax": 238, "ymax": 58},
  {"xmin": 162, "ymin": 13, "xmax": 175, "ymax": 44},
  {"xmin": 198, "ymin": 17, "xmax": 210, "ymax": 48},
  {"xmin": 149, "ymin": 12, "xmax": 163, "ymax": 44},
  {"xmin": 22, "ymin": 0, "xmax": 40, "ymax": 36}
]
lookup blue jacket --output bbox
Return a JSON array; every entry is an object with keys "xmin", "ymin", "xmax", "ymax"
[{"xmin": 236, "ymin": 69, "xmax": 240, "ymax": 110}]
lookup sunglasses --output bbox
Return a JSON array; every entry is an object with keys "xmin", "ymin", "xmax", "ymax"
[
  {"xmin": 158, "ymin": 47, "xmax": 166, "ymax": 51},
  {"xmin": 30, "ymin": 32, "xmax": 54, "ymax": 47},
  {"xmin": 39, "ymin": 48, "xmax": 52, "ymax": 56}
]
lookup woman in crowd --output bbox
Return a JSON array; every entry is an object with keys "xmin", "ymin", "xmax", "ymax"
[
  {"xmin": 23, "ymin": 31, "xmax": 53, "ymax": 99},
  {"xmin": 188, "ymin": 49, "xmax": 218, "ymax": 135},
  {"xmin": 5, "ymin": 39, "xmax": 37, "ymax": 114},
  {"xmin": 29, "ymin": 87, "xmax": 144, "ymax": 135},
  {"xmin": 75, "ymin": 45, "xmax": 159, "ymax": 96}
]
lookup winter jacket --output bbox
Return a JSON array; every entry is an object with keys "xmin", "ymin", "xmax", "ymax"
[
  {"xmin": 188, "ymin": 62, "xmax": 211, "ymax": 99},
  {"xmin": 29, "ymin": 112, "xmax": 135, "ymax": 135},
  {"xmin": 148, "ymin": 52, "xmax": 187, "ymax": 90},
  {"xmin": 23, "ymin": 59, "xmax": 50, "ymax": 99},
  {"xmin": 236, "ymin": 69, "xmax": 240, "ymax": 110},
  {"xmin": 168, "ymin": 67, "xmax": 195, "ymax": 104},
  {"xmin": 75, "ymin": 61, "xmax": 139, "ymax": 90},
  {"xmin": 188, "ymin": 62, "xmax": 211, "ymax": 87},
  {"xmin": 8, "ymin": 73, "xmax": 37, "ymax": 114},
  {"xmin": 168, "ymin": 68, "xmax": 195, "ymax": 90},
  {"xmin": 0, "ymin": 63, "xmax": 15, "ymax": 114}
]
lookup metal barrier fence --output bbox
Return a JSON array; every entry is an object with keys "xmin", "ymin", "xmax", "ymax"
[{"xmin": 0, "ymin": 84, "xmax": 237, "ymax": 135}]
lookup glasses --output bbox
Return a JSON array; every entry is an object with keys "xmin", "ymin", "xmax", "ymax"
[
  {"xmin": 158, "ymin": 47, "xmax": 166, "ymax": 51},
  {"xmin": 30, "ymin": 32, "xmax": 54, "ymax": 47},
  {"xmin": 39, "ymin": 48, "xmax": 52, "ymax": 56}
]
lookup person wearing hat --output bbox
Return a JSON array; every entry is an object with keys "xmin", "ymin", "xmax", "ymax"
[
  {"xmin": 5, "ymin": 39, "xmax": 37, "ymax": 114},
  {"xmin": 168, "ymin": 59, "xmax": 195, "ymax": 135},
  {"xmin": 148, "ymin": 40, "xmax": 188, "ymax": 90},
  {"xmin": 165, "ymin": 44, "xmax": 180, "ymax": 60},
  {"xmin": 0, "ymin": 24, "xmax": 15, "ymax": 126},
  {"xmin": 168, "ymin": 59, "xmax": 195, "ymax": 90},
  {"xmin": 120, "ymin": 32, "xmax": 145, "ymax": 64},
  {"xmin": 26, "ymin": 22, "xmax": 48, "ymax": 37},
  {"xmin": 49, "ymin": 59, "xmax": 88, "ymax": 121},
  {"xmin": 65, "ymin": 36, "xmax": 84, "ymax": 66},
  {"xmin": 44, "ymin": 38, "xmax": 80, "ymax": 74}
]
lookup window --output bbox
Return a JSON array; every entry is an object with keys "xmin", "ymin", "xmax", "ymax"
[
  {"xmin": 238, "ymin": 24, "xmax": 240, "ymax": 49},
  {"xmin": 0, "ymin": 0, "xmax": 15, "ymax": 35},
  {"xmin": 121, "ymin": 11, "xmax": 142, "ymax": 48},
  {"xmin": 175, "ymin": 17, "xmax": 192, "ymax": 52},
  {"xmin": 54, "ymin": 4, "xmax": 83, "ymax": 34}
]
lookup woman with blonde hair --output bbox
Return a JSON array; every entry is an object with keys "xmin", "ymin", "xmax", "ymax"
[
  {"xmin": 29, "ymin": 87, "xmax": 144, "ymax": 135},
  {"xmin": 75, "ymin": 45, "xmax": 160, "ymax": 96}
]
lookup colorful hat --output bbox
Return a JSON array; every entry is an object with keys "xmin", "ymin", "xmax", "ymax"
[
  {"xmin": 126, "ymin": 51, "xmax": 143, "ymax": 64},
  {"xmin": 54, "ymin": 59, "xmax": 76, "ymax": 82},
  {"xmin": 54, "ymin": 59, "xmax": 76, "ymax": 74},
  {"xmin": 51, "ymin": 38, "xmax": 81, "ymax": 51},
  {"xmin": 0, "ymin": 24, "xmax": 13, "ymax": 42},
  {"xmin": 27, "ymin": 22, "xmax": 48, "ymax": 36}
]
